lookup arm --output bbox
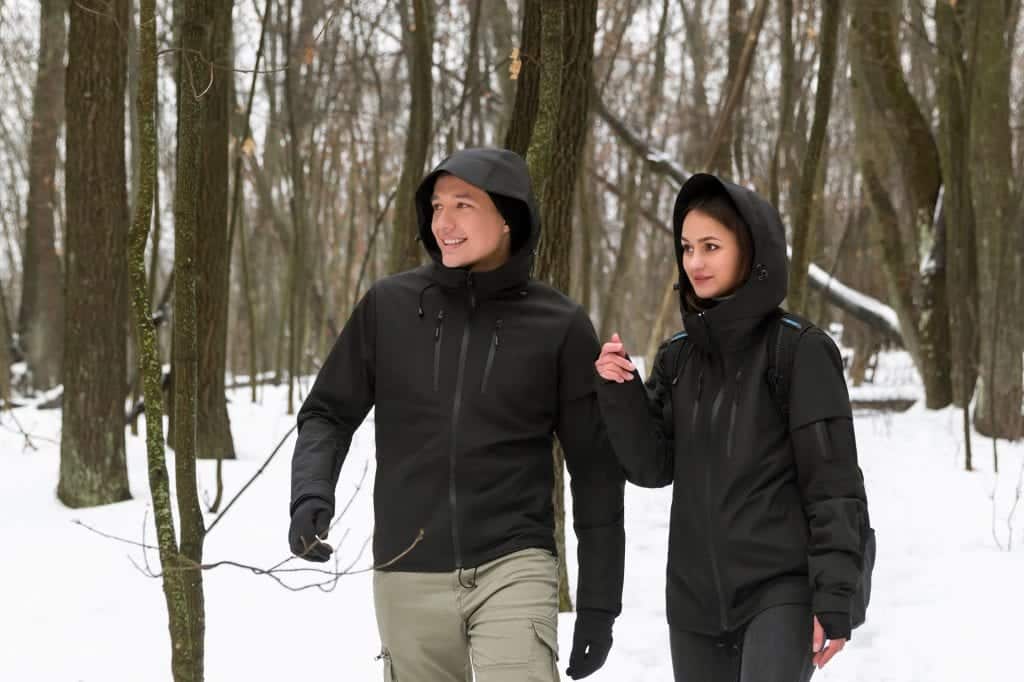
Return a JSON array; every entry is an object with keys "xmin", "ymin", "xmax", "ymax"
[
  {"xmin": 290, "ymin": 286, "xmax": 377, "ymax": 516},
  {"xmin": 557, "ymin": 307, "xmax": 626, "ymax": 618},
  {"xmin": 594, "ymin": 339, "xmax": 677, "ymax": 488},
  {"xmin": 789, "ymin": 330, "xmax": 869, "ymax": 641}
]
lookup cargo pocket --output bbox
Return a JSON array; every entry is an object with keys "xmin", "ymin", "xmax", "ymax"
[
  {"xmin": 376, "ymin": 648, "xmax": 396, "ymax": 682},
  {"xmin": 529, "ymin": 620, "xmax": 559, "ymax": 682}
]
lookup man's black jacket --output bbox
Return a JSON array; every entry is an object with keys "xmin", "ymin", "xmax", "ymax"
[{"xmin": 291, "ymin": 148, "xmax": 625, "ymax": 616}]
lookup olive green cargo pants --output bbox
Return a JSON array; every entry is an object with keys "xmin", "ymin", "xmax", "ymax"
[{"xmin": 373, "ymin": 547, "xmax": 560, "ymax": 681}]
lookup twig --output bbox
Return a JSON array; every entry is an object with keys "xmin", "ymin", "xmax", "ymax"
[
  {"xmin": 1, "ymin": 408, "xmax": 41, "ymax": 450},
  {"xmin": 1007, "ymin": 454, "xmax": 1024, "ymax": 551},
  {"xmin": 75, "ymin": 516, "xmax": 425, "ymax": 592},
  {"xmin": 204, "ymin": 424, "xmax": 298, "ymax": 534}
]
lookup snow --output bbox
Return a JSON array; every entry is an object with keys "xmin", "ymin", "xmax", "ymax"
[{"xmin": 2, "ymin": 361, "xmax": 1023, "ymax": 681}]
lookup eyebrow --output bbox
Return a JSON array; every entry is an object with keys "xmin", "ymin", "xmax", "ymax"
[
  {"xmin": 680, "ymin": 236, "xmax": 722, "ymax": 243},
  {"xmin": 431, "ymin": 192, "xmax": 476, "ymax": 201}
]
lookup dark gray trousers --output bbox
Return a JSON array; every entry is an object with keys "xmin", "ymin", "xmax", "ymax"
[{"xmin": 670, "ymin": 604, "xmax": 816, "ymax": 682}]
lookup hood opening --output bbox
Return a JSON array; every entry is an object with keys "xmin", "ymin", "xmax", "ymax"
[
  {"xmin": 414, "ymin": 148, "xmax": 540, "ymax": 267},
  {"xmin": 671, "ymin": 173, "xmax": 789, "ymax": 331}
]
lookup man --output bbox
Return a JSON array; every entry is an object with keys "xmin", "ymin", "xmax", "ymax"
[{"xmin": 289, "ymin": 148, "xmax": 625, "ymax": 681}]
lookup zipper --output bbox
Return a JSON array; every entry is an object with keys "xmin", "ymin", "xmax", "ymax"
[
  {"xmin": 695, "ymin": 311, "xmax": 728, "ymax": 630},
  {"xmin": 725, "ymin": 368, "xmax": 743, "ymax": 459},
  {"xmin": 447, "ymin": 274, "xmax": 476, "ymax": 569},
  {"xmin": 433, "ymin": 310, "xmax": 445, "ymax": 392},
  {"xmin": 690, "ymin": 367, "xmax": 704, "ymax": 436},
  {"xmin": 480, "ymin": 319, "xmax": 502, "ymax": 393}
]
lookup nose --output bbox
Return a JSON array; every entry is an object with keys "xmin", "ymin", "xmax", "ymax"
[{"xmin": 433, "ymin": 207, "xmax": 453, "ymax": 232}]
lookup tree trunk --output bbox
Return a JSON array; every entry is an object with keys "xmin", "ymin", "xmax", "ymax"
[
  {"xmin": 935, "ymin": 0, "xmax": 979, "ymax": 410},
  {"xmin": 787, "ymin": 0, "xmax": 841, "ymax": 315},
  {"xmin": 703, "ymin": 0, "xmax": 768, "ymax": 175},
  {"xmin": 522, "ymin": 0, "xmax": 599, "ymax": 615},
  {"xmin": 58, "ymin": 0, "xmax": 132, "ymax": 508},
  {"xmin": 388, "ymin": 0, "xmax": 434, "ymax": 274},
  {"xmin": 769, "ymin": 0, "xmax": 795, "ymax": 210},
  {"xmin": 20, "ymin": 0, "xmax": 68, "ymax": 392},
  {"xmin": 968, "ymin": 2, "xmax": 1023, "ymax": 439},
  {"xmin": 0, "ymin": 278, "xmax": 10, "ymax": 406},
  {"xmin": 129, "ymin": 3, "xmax": 205, "ymax": 679},
  {"xmin": 849, "ymin": 0, "xmax": 951, "ymax": 409},
  {"xmin": 170, "ymin": 0, "xmax": 211, "ymax": 676},
  {"xmin": 195, "ymin": 0, "xmax": 235, "ymax": 460},
  {"xmin": 504, "ymin": 0, "xmax": 541, "ymax": 155}
]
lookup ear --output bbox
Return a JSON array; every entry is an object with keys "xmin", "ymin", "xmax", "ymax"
[{"xmin": 503, "ymin": 224, "xmax": 510, "ymax": 234}]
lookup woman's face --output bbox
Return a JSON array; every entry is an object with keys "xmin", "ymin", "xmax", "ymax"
[{"xmin": 680, "ymin": 209, "xmax": 746, "ymax": 300}]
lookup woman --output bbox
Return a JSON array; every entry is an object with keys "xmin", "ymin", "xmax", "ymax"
[{"xmin": 595, "ymin": 173, "xmax": 869, "ymax": 682}]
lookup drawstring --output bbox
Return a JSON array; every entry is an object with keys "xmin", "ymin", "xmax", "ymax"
[
  {"xmin": 417, "ymin": 282, "xmax": 439, "ymax": 317},
  {"xmin": 493, "ymin": 319, "xmax": 503, "ymax": 347},
  {"xmin": 458, "ymin": 566, "xmax": 478, "ymax": 589}
]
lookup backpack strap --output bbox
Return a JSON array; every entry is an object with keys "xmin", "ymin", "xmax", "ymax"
[{"xmin": 765, "ymin": 309, "xmax": 815, "ymax": 428}]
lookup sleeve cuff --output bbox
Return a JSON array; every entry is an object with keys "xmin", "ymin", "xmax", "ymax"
[{"xmin": 816, "ymin": 611, "xmax": 851, "ymax": 641}]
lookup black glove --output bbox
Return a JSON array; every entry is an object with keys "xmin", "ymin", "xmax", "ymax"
[
  {"xmin": 566, "ymin": 609, "xmax": 615, "ymax": 679},
  {"xmin": 288, "ymin": 497, "xmax": 333, "ymax": 562}
]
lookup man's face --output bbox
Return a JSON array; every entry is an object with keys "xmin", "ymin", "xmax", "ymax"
[{"xmin": 430, "ymin": 174, "xmax": 512, "ymax": 272}]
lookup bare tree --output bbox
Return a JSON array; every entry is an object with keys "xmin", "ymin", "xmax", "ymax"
[
  {"xmin": 58, "ymin": 0, "xmax": 131, "ymax": 508},
  {"xmin": 195, "ymin": 0, "xmax": 236, "ymax": 460},
  {"xmin": 19, "ymin": 0, "xmax": 68, "ymax": 391},
  {"xmin": 388, "ymin": 0, "xmax": 434, "ymax": 274}
]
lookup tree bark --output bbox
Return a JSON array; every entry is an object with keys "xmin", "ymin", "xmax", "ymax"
[
  {"xmin": 195, "ymin": 0, "xmax": 235, "ymax": 459},
  {"xmin": 968, "ymin": 2, "xmax": 1023, "ymax": 439},
  {"xmin": 504, "ymin": 0, "xmax": 542, "ymax": 155},
  {"xmin": 521, "ymin": 0, "xmax": 599, "ymax": 615},
  {"xmin": 935, "ymin": 0, "xmax": 978, "ymax": 410},
  {"xmin": 388, "ymin": 0, "xmax": 434, "ymax": 274},
  {"xmin": 849, "ymin": 0, "xmax": 952, "ymax": 409},
  {"xmin": 787, "ymin": 0, "xmax": 841, "ymax": 315},
  {"xmin": 20, "ymin": 0, "xmax": 68, "ymax": 392},
  {"xmin": 129, "ymin": 2, "xmax": 205, "ymax": 678},
  {"xmin": 58, "ymin": 0, "xmax": 132, "ymax": 508},
  {"xmin": 170, "ymin": 0, "xmax": 211, "ymax": 675}
]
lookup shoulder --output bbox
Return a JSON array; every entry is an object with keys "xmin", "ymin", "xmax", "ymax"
[
  {"xmin": 372, "ymin": 265, "xmax": 434, "ymax": 294},
  {"xmin": 649, "ymin": 330, "xmax": 688, "ymax": 376},
  {"xmin": 655, "ymin": 330, "xmax": 688, "ymax": 357}
]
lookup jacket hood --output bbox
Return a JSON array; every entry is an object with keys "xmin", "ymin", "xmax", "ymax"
[
  {"xmin": 414, "ymin": 148, "xmax": 540, "ymax": 297},
  {"xmin": 671, "ymin": 173, "xmax": 788, "ymax": 352}
]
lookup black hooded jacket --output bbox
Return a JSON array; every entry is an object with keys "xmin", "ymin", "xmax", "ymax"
[
  {"xmin": 291, "ymin": 148, "xmax": 625, "ymax": 616},
  {"xmin": 596, "ymin": 174, "xmax": 868, "ymax": 637}
]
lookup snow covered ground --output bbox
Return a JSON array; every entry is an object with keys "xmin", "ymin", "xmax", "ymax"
[{"xmin": 2, "ymin": 358, "xmax": 1023, "ymax": 681}]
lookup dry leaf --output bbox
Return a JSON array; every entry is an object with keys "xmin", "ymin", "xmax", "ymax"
[
  {"xmin": 241, "ymin": 137, "xmax": 256, "ymax": 157},
  {"xmin": 304, "ymin": 46, "xmax": 315, "ymax": 65},
  {"xmin": 509, "ymin": 47, "xmax": 522, "ymax": 81}
]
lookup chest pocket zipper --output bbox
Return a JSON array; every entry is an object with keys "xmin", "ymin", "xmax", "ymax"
[
  {"xmin": 433, "ymin": 311, "xmax": 445, "ymax": 392},
  {"xmin": 480, "ymin": 319, "xmax": 502, "ymax": 393},
  {"xmin": 725, "ymin": 368, "xmax": 744, "ymax": 458}
]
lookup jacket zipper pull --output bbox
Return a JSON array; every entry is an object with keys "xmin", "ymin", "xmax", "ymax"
[
  {"xmin": 466, "ymin": 272, "xmax": 477, "ymax": 310},
  {"xmin": 435, "ymin": 310, "xmax": 445, "ymax": 339},
  {"xmin": 493, "ymin": 319, "xmax": 502, "ymax": 348}
]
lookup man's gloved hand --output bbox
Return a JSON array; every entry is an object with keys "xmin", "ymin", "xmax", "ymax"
[
  {"xmin": 288, "ymin": 497, "xmax": 333, "ymax": 562},
  {"xmin": 566, "ymin": 609, "xmax": 615, "ymax": 679}
]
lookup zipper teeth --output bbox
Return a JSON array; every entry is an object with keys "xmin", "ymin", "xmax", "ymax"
[
  {"xmin": 449, "ymin": 321, "xmax": 471, "ymax": 569},
  {"xmin": 726, "ymin": 368, "xmax": 742, "ymax": 458},
  {"xmin": 433, "ymin": 311, "xmax": 445, "ymax": 392},
  {"xmin": 480, "ymin": 320, "xmax": 501, "ymax": 393}
]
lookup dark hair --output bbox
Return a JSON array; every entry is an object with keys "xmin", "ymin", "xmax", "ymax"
[{"xmin": 680, "ymin": 193, "xmax": 753, "ymax": 313}]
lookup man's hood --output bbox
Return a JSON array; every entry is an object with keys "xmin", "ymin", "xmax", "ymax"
[{"xmin": 414, "ymin": 148, "xmax": 540, "ymax": 292}]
